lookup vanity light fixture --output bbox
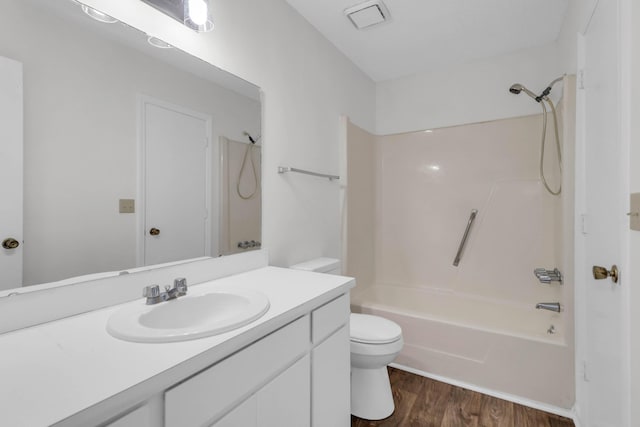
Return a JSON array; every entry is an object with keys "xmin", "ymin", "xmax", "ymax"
[
  {"xmin": 80, "ymin": 5, "xmax": 118, "ymax": 24},
  {"xmin": 139, "ymin": 0, "xmax": 214, "ymax": 33},
  {"xmin": 147, "ymin": 36, "xmax": 173, "ymax": 49},
  {"xmin": 184, "ymin": 0, "xmax": 214, "ymax": 32}
]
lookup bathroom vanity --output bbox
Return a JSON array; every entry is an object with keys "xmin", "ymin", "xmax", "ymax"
[{"xmin": 0, "ymin": 259, "xmax": 354, "ymax": 426}]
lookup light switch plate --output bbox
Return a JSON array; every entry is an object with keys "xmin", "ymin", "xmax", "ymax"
[
  {"xmin": 630, "ymin": 193, "xmax": 640, "ymax": 231},
  {"xmin": 119, "ymin": 199, "xmax": 135, "ymax": 214}
]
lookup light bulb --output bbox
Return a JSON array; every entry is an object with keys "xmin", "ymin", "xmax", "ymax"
[{"xmin": 187, "ymin": 0, "xmax": 208, "ymax": 26}]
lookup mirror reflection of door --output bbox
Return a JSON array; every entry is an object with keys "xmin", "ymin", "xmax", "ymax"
[
  {"xmin": 0, "ymin": 56, "xmax": 23, "ymax": 290},
  {"xmin": 140, "ymin": 97, "xmax": 211, "ymax": 266}
]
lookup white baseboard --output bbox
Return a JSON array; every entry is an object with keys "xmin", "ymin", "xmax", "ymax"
[{"xmin": 390, "ymin": 363, "xmax": 577, "ymax": 423}]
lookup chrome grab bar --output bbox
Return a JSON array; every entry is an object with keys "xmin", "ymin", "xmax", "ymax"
[{"xmin": 453, "ymin": 209, "xmax": 478, "ymax": 267}]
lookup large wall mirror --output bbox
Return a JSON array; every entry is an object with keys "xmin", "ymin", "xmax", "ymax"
[{"xmin": 0, "ymin": 0, "xmax": 262, "ymax": 291}]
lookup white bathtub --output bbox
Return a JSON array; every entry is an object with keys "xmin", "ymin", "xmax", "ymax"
[{"xmin": 351, "ymin": 284, "xmax": 574, "ymax": 410}]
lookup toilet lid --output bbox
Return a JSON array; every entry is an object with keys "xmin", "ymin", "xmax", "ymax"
[{"xmin": 350, "ymin": 313, "xmax": 402, "ymax": 344}]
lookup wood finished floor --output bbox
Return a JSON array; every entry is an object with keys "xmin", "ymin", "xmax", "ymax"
[{"xmin": 351, "ymin": 368, "xmax": 574, "ymax": 427}]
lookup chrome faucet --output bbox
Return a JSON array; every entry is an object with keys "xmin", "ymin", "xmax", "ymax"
[
  {"xmin": 536, "ymin": 302, "xmax": 562, "ymax": 312},
  {"xmin": 534, "ymin": 268, "xmax": 563, "ymax": 284},
  {"xmin": 143, "ymin": 278, "xmax": 188, "ymax": 305}
]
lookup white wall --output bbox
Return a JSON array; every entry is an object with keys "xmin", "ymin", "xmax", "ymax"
[
  {"xmin": 376, "ymin": 43, "xmax": 565, "ymax": 135},
  {"xmin": 80, "ymin": 0, "xmax": 376, "ymax": 269}
]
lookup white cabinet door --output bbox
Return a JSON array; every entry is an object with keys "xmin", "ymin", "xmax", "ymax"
[
  {"xmin": 0, "ymin": 56, "xmax": 23, "ymax": 290},
  {"xmin": 257, "ymin": 355, "xmax": 310, "ymax": 427},
  {"xmin": 311, "ymin": 326, "xmax": 350, "ymax": 427},
  {"xmin": 165, "ymin": 317, "xmax": 309, "ymax": 427},
  {"xmin": 212, "ymin": 396, "xmax": 257, "ymax": 427}
]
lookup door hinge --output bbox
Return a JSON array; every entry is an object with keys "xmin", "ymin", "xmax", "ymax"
[{"xmin": 578, "ymin": 69, "xmax": 586, "ymax": 90}]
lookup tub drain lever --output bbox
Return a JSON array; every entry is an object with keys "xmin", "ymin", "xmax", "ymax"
[{"xmin": 534, "ymin": 268, "xmax": 563, "ymax": 284}]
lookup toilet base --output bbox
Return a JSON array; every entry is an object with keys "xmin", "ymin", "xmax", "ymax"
[{"xmin": 351, "ymin": 366, "xmax": 394, "ymax": 420}]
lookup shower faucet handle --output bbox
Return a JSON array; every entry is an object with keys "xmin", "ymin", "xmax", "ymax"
[{"xmin": 533, "ymin": 268, "xmax": 563, "ymax": 285}]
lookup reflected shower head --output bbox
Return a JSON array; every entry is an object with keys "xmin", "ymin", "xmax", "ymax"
[
  {"xmin": 243, "ymin": 131, "xmax": 257, "ymax": 144},
  {"xmin": 509, "ymin": 83, "xmax": 524, "ymax": 94},
  {"xmin": 509, "ymin": 83, "xmax": 539, "ymax": 101}
]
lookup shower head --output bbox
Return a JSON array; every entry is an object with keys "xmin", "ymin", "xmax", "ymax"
[
  {"xmin": 243, "ymin": 131, "xmax": 257, "ymax": 144},
  {"xmin": 509, "ymin": 83, "xmax": 539, "ymax": 101},
  {"xmin": 510, "ymin": 75, "xmax": 566, "ymax": 103}
]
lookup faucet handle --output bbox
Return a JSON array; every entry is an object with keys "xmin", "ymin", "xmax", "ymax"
[
  {"xmin": 538, "ymin": 275, "xmax": 551, "ymax": 284},
  {"xmin": 143, "ymin": 285, "xmax": 160, "ymax": 298},
  {"xmin": 534, "ymin": 268, "xmax": 547, "ymax": 276},
  {"xmin": 174, "ymin": 278, "xmax": 187, "ymax": 294}
]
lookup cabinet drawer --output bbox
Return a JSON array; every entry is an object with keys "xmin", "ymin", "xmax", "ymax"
[
  {"xmin": 165, "ymin": 315, "xmax": 310, "ymax": 427},
  {"xmin": 312, "ymin": 293, "xmax": 349, "ymax": 344}
]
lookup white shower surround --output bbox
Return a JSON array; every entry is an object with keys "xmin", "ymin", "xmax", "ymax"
[{"xmin": 345, "ymin": 78, "xmax": 575, "ymax": 410}]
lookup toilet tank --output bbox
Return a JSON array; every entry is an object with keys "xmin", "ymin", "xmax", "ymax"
[{"xmin": 290, "ymin": 258, "xmax": 341, "ymax": 275}]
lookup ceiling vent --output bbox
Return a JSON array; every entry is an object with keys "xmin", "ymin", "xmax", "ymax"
[{"xmin": 344, "ymin": 0, "xmax": 390, "ymax": 30}]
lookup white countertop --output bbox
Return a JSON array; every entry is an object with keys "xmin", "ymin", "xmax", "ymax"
[{"xmin": 0, "ymin": 267, "xmax": 354, "ymax": 427}]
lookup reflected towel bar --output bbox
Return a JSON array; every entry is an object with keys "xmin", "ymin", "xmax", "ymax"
[
  {"xmin": 453, "ymin": 209, "xmax": 478, "ymax": 267},
  {"xmin": 278, "ymin": 166, "xmax": 340, "ymax": 181}
]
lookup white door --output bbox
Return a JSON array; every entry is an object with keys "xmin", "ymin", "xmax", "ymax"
[
  {"xmin": 140, "ymin": 98, "xmax": 211, "ymax": 266},
  {"xmin": 0, "ymin": 56, "xmax": 23, "ymax": 290},
  {"xmin": 577, "ymin": 0, "xmax": 629, "ymax": 424}
]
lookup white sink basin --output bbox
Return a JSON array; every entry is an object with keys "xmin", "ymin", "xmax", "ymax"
[{"xmin": 107, "ymin": 288, "xmax": 270, "ymax": 343}]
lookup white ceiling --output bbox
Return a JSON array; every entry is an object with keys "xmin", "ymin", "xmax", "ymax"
[{"xmin": 285, "ymin": 0, "xmax": 569, "ymax": 82}]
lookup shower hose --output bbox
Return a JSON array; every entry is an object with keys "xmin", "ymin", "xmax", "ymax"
[{"xmin": 539, "ymin": 98, "xmax": 563, "ymax": 196}]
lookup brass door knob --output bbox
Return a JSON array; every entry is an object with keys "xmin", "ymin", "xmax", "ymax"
[
  {"xmin": 592, "ymin": 265, "xmax": 619, "ymax": 284},
  {"xmin": 149, "ymin": 228, "xmax": 160, "ymax": 236},
  {"xmin": 2, "ymin": 238, "xmax": 20, "ymax": 250}
]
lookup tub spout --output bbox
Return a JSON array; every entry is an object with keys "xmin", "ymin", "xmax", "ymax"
[{"xmin": 536, "ymin": 302, "xmax": 562, "ymax": 312}]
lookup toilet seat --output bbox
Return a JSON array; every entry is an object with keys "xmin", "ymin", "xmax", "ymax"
[{"xmin": 350, "ymin": 313, "xmax": 402, "ymax": 344}]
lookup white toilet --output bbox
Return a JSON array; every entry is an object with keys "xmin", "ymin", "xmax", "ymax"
[{"xmin": 290, "ymin": 258, "xmax": 403, "ymax": 420}]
